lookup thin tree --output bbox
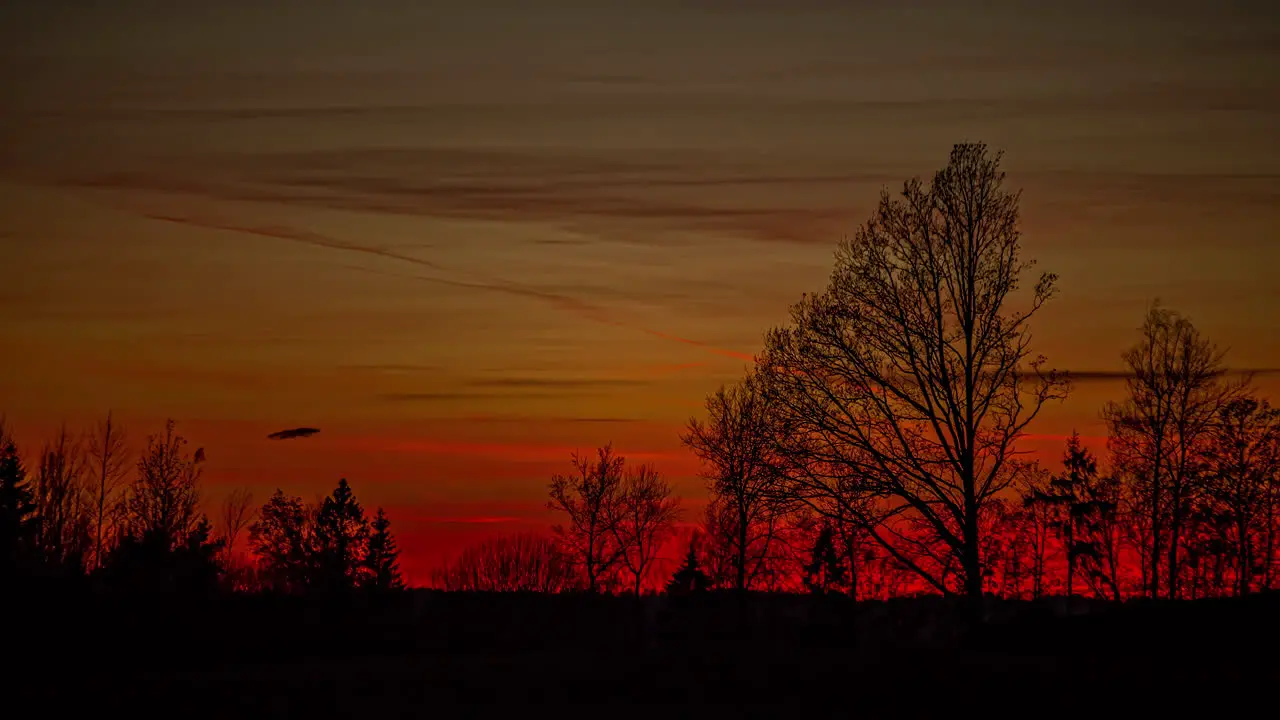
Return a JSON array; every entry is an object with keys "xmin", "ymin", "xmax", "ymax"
[
  {"xmin": 682, "ymin": 375, "xmax": 789, "ymax": 592},
  {"xmin": 610, "ymin": 464, "xmax": 681, "ymax": 595},
  {"xmin": 758, "ymin": 143, "xmax": 1067, "ymax": 601},
  {"xmin": 547, "ymin": 444, "xmax": 627, "ymax": 593},
  {"xmin": 86, "ymin": 411, "xmax": 128, "ymax": 570},
  {"xmin": 1104, "ymin": 304, "xmax": 1227, "ymax": 599}
]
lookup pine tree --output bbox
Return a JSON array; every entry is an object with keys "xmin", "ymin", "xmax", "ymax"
[
  {"xmin": 312, "ymin": 479, "xmax": 369, "ymax": 592},
  {"xmin": 802, "ymin": 523, "xmax": 847, "ymax": 596},
  {"xmin": 362, "ymin": 507, "xmax": 403, "ymax": 592},
  {"xmin": 0, "ymin": 432, "xmax": 38, "ymax": 575},
  {"xmin": 666, "ymin": 535, "xmax": 710, "ymax": 596}
]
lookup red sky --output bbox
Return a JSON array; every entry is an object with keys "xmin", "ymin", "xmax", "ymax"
[{"xmin": 1, "ymin": 1, "xmax": 1277, "ymax": 583}]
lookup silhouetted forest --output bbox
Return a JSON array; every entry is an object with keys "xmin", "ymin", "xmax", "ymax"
[{"xmin": 6, "ymin": 144, "xmax": 1280, "ymax": 709}]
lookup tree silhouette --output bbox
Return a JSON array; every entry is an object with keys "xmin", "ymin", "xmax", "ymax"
[
  {"xmin": 1202, "ymin": 393, "xmax": 1280, "ymax": 596},
  {"xmin": 311, "ymin": 479, "xmax": 370, "ymax": 593},
  {"xmin": 758, "ymin": 143, "xmax": 1067, "ymax": 602},
  {"xmin": 548, "ymin": 445, "xmax": 627, "ymax": 592},
  {"xmin": 249, "ymin": 489, "xmax": 313, "ymax": 593},
  {"xmin": 0, "ymin": 421, "xmax": 38, "ymax": 576},
  {"xmin": 362, "ymin": 507, "xmax": 403, "ymax": 592},
  {"xmin": 611, "ymin": 464, "xmax": 681, "ymax": 595},
  {"xmin": 34, "ymin": 424, "xmax": 92, "ymax": 571},
  {"xmin": 120, "ymin": 419, "xmax": 206, "ymax": 549},
  {"xmin": 1104, "ymin": 305, "xmax": 1229, "ymax": 599},
  {"xmin": 434, "ymin": 532, "xmax": 574, "ymax": 592},
  {"xmin": 666, "ymin": 533, "xmax": 710, "ymax": 596},
  {"xmin": 86, "ymin": 411, "xmax": 128, "ymax": 570},
  {"xmin": 802, "ymin": 522, "xmax": 847, "ymax": 595},
  {"xmin": 683, "ymin": 375, "xmax": 789, "ymax": 592}
]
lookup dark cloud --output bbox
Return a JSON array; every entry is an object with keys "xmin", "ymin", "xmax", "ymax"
[
  {"xmin": 1066, "ymin": 368, "xmax": 1280, "ymax": 384},
  {"xmin": 267, "ymin": 427, "xmax": 320, "ymax": 440}
]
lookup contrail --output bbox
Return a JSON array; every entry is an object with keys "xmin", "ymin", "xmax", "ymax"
[{"xmin": 145, "ymin": 213, "xmax": 757, "ymax": 363}]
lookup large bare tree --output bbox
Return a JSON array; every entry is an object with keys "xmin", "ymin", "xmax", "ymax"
[
  {"xmin": 757, "ymin": 143, "xmax": 1067, "ymax": 601},
  {"xmin": 1104, "ymin": 305, "xmax": 1228, "ymax": 599}
]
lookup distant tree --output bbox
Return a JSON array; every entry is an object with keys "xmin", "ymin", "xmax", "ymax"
[
  {"xmin": 218, "ymin": 487, "xmax": 256, "ymax": 590},
  {"xmin": 682, "ymin": 375, "xmax": 790, "ymax": 592},
  {"xmin": 120, "ymin": 419, "xmax": 205, "ymax": 548},
  {"xmin": 802, "ymin": 522, "xmax": 847, "ymax": 595},
  {"xmin": 547, "ymin": 445, "xmax": 627, "ymax": 593},
  {"xmin": 757, "ymin": 143, "xmax": 1067, "ymax": 602},
  {"xmin": 1023, "ymin": 433, "xmax": 1108, "ymax": 599},
  {"xmin": 611, "ymin": 464, "xmax": 681, "ymax": 595},
  {"xmin": 434, "ymin": 533, "xmax": 574, "ymax": 592},
  {"xmin": 1202, "ymin": 393, "xmax": 1280, "ymax": 596},
  {"xmin": 666, "ymin": 533, "xmax": 710, "ymax": 596},
  {"xmin": 1019, "ymin": 468, "xmax": 1056, "ymax": 599},
  {"xmin": 0, "ymin": 421, "xmax": 38, "ymax": 575},
  {"xmin": 311, "ymin": 479, "xmax": 370, "ymax": 593},
  {"xmin": 1104, "ymin": 305, "xmax": 1228, "ymax": 599},
  {"xmin": 34, "ymin": 424, "xmax": 93, "ymax": 571},
  {"xmin": 362, "ymin": 507, "xmax": 403, "ymax": 592},
  {"xmin": 86, "ymin": 411, "xmax": 128, "ymax": 570},
  {"xmin": 249, "ymin": 490, "xmax": 313, "ymax": 593}
]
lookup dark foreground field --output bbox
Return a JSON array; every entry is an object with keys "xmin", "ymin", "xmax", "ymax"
[{"xmin": 15, "ymin": 590, "xmax": 1280, "ymax": 715}]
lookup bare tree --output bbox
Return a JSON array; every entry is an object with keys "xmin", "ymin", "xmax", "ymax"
[
  {"xmin": 547, "ymin": 444, "xmax": 627, "ymax": 592},
  {"xmin": 757, "ymin": 143, "xmax": 1067, "ymax": 601},
  {"xmin": 34, "ymin": 424, "xmax": 93, "ymax": 569},
  {"xmin": 1104, "ymin": 304, "xmax": 1227, "ymax": 599},
  {"xmin": 434, "ymin": 532, "xmax": 575, "ymax": 592},
  {"xmin": 682, "ymin": 375, "xmax": 790, "ymax": 592},
  {"xmin": 86, "ymin": 411, "xmax": 128, "ymax": 569},
  {"xmin": 610, "ymin": 464, "xmax": 681, "ymax": 595},
  {"xmin": 122, "ymin": 419, "xmax": 206, "ymax": 547},
  {"xmin": 219, "ymin": 487, "xmax": 256, "ymax": 584},
  {"xmin": 1202, "ymin": 393, "xmax": 1280, "ymax": 596}
]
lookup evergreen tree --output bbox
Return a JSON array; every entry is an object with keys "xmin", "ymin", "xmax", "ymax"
[
  {"xmin": 312, "ymin": 479, "xmax": 369, "ymax": 592},
  {"xmin": 802, "ymin": 523, "xmax": 847, "ymax": 595},
  {"xmin": 666, "ymin": 535, "xmax": 710, "ymax": 596},
  {"xmin": 0, "ymin": 431, "xmax": 38, "ymax": 575},
  {"xmin": 362, "ymin": 507, "xmax": 403, "ymax": 591}
]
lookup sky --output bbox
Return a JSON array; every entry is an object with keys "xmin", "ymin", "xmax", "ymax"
[{"xmin": 1, "ymin": 0, "xmax": 1277, "ymax": 582}]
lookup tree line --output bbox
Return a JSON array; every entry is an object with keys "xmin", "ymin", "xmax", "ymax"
[
  {"xmin": 0, "ymin": 417, "xmax": 403, "ymax": 595},
  {"xmin": 437, "ymin": 144, "xmax": 1280, "ymax": 602}
]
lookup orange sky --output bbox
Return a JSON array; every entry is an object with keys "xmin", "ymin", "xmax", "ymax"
[{"xmin": 1, "ymin": 1, "xmax": 1277, "ymax": 582}]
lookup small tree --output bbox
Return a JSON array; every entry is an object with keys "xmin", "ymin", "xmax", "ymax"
[
  {"xmin": 362, "ymin": 507, "xmax": 403, "ymax": 592},
  {"xmin": 666, "ymin": 533, "xmax": 710, "ymax": 596},
  {"xmin": 547, "ymin": 445, "xmax": 627, "ymax": 592},
  {"xmin": 34, "ymin": 424, "xmax": 93, "ymax": 571},
  {"xmin": 611, "ymin": 464, "xmax": 681, "ymax": 595},
  {"xmin": 434, "ymin": 533, "xmax": 575, "ymax": 592}
]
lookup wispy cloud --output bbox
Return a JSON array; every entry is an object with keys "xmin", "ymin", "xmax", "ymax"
[{"xmin": 464, "ymin": 377, "xmax": 649, "ymax": 389}]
